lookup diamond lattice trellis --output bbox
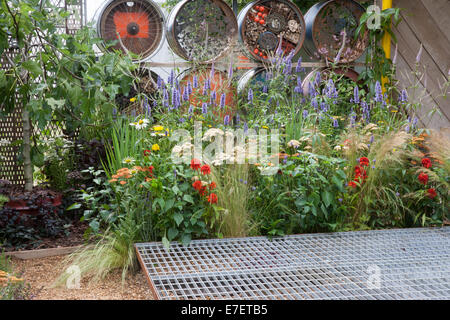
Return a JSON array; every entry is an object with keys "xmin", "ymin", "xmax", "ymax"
[{"xmin": 0, "ymin": 0, "xmax": 86, "ymax": 185}]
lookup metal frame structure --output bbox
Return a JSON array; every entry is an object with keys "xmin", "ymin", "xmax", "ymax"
[{"xmin": 136, "ymin": 227, "xmax": 450, "ymax": 300}]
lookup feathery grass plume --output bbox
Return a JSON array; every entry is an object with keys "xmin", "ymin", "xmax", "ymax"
[
  {"xmin": 426, "ymin": 129, "xmax": 450, "ymax": 175},
  {"xmin": 352, "ymin": 130, "xmax": 412, "ymax": 226},
  {"xmin": 210, "ymin": 164, "xmax": 254, "ymax": 237},
  {"xmin": 54, "ymin": 213, "xmax": 144, "ymax": 287}
]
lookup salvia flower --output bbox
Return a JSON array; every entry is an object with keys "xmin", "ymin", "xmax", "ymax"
[
  {"xmin": 193, "ymin": 75, "xmax": 198, "ymax": 89},
  {"xmin": 210, "ymin": 90, "xmax": 217, "ymax": 104},
  {"xmin": 314, "ymin": 71, "xmax": 321, "ymax": 87},
  {"xmin": 374, "ymin": 81, "xmax": 383, "ymax": 103},
  {"xmin": 168, "ymin": 70, "xmax": 174, "ymax": 86},
  {"xmin": 333, "ymin": 118, "xmax": 339, "ymax": 128},
  {"xmin": 228, "ymin": 60, "xmax": 233, "ymax": 80},
  {"xmin": 188, "ymin": 105, "xmax": 194, "ymax": 114},
  {"xmin": 210, "ymin": 63, "xmax": 215, "ymax": 79},
  {"xmin": 235, "ymin": 113, "xmax": 240, "ymax": 124},
  {"xmin": 248, "ymin": 88, "xmax": 254, "ymax": 104},
  {"xmin": 312, "ymin": 97, "xmax": 319, "ymax": 110},
  {"xmin": 399, "ymin": 89, "xmax": 408, "ymax": 104},
  {"xmin": 244, "ymin": 122, "xmax": 248, "ymax": 134},
  {"xmin": 224, "ymin": 114, "xmax": 230, "ymax": 126},
  {"xmin": 295, "ymin": 57, "xmax": 303, "ymax": 73},
  {"xmin": 353, "ymin": 86, "xmax": 360, "ymax": 104},
  {"xmin": 182, "ymin": 86, "xmax": 189, "ymax": 101},
  {"xmin": 187, "ymin": 81, "xmax": 193, "ymax": 95},
  {"xmin": 202, "ymin": 102, "xmax": 208, "ymax": 114},
  {"xmin": 302, "ymin": 109, "xmax": 308, "ymax": 118},
  {"xmin": 416, "ymin": 44, "xmax": 423, "ymax": 64},
  {"xmin": 262, "ymin": 85, "xmax": 268, "ymax": 93},
  {"xmin": 220, "ymin": 93, "xmax": 226, "ymax": 109}
]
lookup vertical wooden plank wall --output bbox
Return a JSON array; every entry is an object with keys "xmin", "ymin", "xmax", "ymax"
[{"xmin": 392, "ymin": 0, "xmax": 450, "ymax": 131}]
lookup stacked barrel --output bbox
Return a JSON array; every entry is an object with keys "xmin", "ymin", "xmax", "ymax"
[{"xmin": 94, "ymin": 0, "xmax": 369, "ymax": 107}]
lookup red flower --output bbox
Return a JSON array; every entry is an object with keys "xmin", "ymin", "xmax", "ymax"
[
  {"xmin": 349, "ymin": 181, "xmax": 358, "ymax": 188},
  {"xmin": 418, "ymin": 172, "xmax": 429, "ymax": 185},
  {"xmin": 209, "ymin": 182, "xmax": 216, "ymax": 190},
  {"xmin": 199, "ymin": 186, "xmax": 207, "ymax": 196},
  {"xmin": 207, "ymin": 193, "xmax": 218, "ymax": 204},
  {"xmin": 192, "ymin": 180, "xmax": 202, "ymax": 191},
  {"xmin": 143, "ymin": 149, "xmax": 151, "ymax": 157},
  {"xmin": 421, "ymin": 158, "xmax": 432, "ymax": 169},
  {"xmin": 427, "ymin": 188, "xmax": 437, "ymax": 199},
  {"xmin": 354, "ymin": 166, "xmax": 367, "ymax": 182},
  {"xmin": 426, "ymin": 188, "xmax": 437, "ymax": 199},
  {"xmin": 148, "ymin": 165, "xmax": 154, "ymax": 174},
  {"xmin": 200, "ymin": 164, "xmax": 211, "ymax": 175},
  {"xmin": 359, "ymin": 157, "xmax": 370, "ymax": 167},
  {"xmin": 190, "ymin": 158, "xmax": 201, "ymax": 170}
]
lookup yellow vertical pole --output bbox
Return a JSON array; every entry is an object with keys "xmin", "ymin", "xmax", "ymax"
[{"xmin": 381, "ymin": 0, "xmax": 393, "ymax": 92}]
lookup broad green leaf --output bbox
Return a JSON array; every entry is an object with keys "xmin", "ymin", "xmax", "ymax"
[
  {"xmin": 22, "ymin": 60, "xmax": 42, "ymax": 77},
  {"xmin": 173, "ymin": 212, "xmax": 183, "ymax": 226}
]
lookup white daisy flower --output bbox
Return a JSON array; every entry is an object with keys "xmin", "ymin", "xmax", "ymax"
[{"xmin": 122, "ymin": 157, "xmax": 135, "ymax": 165}]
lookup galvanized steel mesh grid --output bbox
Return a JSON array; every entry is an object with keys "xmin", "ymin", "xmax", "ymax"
[{"xmin": 135, "ymin": 227, "xmax": 450, "ymax": 300}]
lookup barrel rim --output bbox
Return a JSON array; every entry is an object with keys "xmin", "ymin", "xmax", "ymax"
[
  {"xmin": 96, "ymin": 0, "xmax": 166, "ymax": 62},
  {"xmin": 166, "ymin": 0, "xmax": 238, "ymax": 63},
  {"xmin": 237, "ymin": 0, "xmax": 307, "ymax": 62},
  {"xmin": 306, "ymin": 0, "xmax": 368, "ymax": 63}
]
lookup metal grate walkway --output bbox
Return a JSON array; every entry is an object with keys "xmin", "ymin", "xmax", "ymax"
[{"xmin": 135, "ymin": 227, "xmax": 450, "ymax": 300}]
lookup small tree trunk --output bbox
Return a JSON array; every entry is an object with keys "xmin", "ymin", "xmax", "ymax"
[{"xmin": 23, "ymin": 109, "xmax": 33, "ymax": 191}]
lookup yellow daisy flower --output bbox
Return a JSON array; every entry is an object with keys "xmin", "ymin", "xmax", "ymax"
[{"xmin": 152, "ymin": 144, "xmax": 160, "ymax": 151}]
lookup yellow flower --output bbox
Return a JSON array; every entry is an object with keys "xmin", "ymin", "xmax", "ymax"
[
  {"xmin": 153, "ymin": 125, "xmax": 164, "ymax": 131},
  {"xmin": 391, "ymin": 110, "xmax": 398, "ymax": 113},
  {"xmin": 130, "ymin": 97, "xmax": 137, "ymax": 102},
  {"xmin": 152, "ymin": 144, "xmax": 160, "ymax": 151},
  {"xmin": 262, "ymin": 126, "xmax": 269, "ymax": 129}
]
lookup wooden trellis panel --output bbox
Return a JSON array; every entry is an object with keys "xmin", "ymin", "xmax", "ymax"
[{"xmin": 0, "ymin": 0, "xmax": 85, "ymax": 186}]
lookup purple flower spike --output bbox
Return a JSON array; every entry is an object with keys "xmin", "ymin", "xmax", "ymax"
[
  {"xmin": 228, "ymin": 60, "xmax": 233, "ymax": 80},
  {"xmin": 295, "ymin": 57, "xmax": 303, "ymax": 73},
  {"xmin": 224, "ymin": 115, "xmax": 230, "ymax": 126},
  {"xmin": 202, "ymin": 102, "xmax": 208, "ymax": 114},
  {"xmin": 374, "ymin": 81, "xmax": 383, "ymax": 103},
  {"xmin": 353, "ymin": 86, "xmax": 360, "ymax": 104},
  {"xmin": 193, "ymin": 75, "xmax": 199, "ymax": 89},
  {"xmin": 220, "ymin": 93, "xmax": 226, "ymax": 109},
  {"xmin": 302, "ymin": 109, "xmax": 308, "ymax": 118},
  {"xmin": 182, "ymin": 86, "xmax": 189, "ymax": 101},
  {"xmin": 248, "ymin": 88, "xmax": 254, "ymax": 105}
]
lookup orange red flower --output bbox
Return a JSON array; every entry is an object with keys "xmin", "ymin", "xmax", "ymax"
[
  {"xmin": 190, "ymin": 158, "xmax": 201, "ymax": 170},
  {"xmin": 427, "ymin": 188, "xmax": 437, "ymax": 199},
  {"xmin": 192, "ymin": 180, "xmax": 202, "ymax": 191},
  {"xmin": 418, "ymin": 172, "xmax": 428, "ymax": 185},
  {"xmin": 207, "ymin": 193, "xmax": 218, "ymax": 204},
  {"xmin": 421, "ymin": 158, "xmax": 432, "ymax": 169},
  {"xmin": 200, "ymin": 164, "xmax": 211, "ymax": 175}
]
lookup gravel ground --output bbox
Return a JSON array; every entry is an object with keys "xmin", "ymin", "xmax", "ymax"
[{"xmin": 11, "ymin": 255, "xmax": 154, "ymax": 300}]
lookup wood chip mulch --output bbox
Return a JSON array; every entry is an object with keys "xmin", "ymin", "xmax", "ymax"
[{"xmin": 11, "ymin": 255, "xmax": 154, "ymax": 300}]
